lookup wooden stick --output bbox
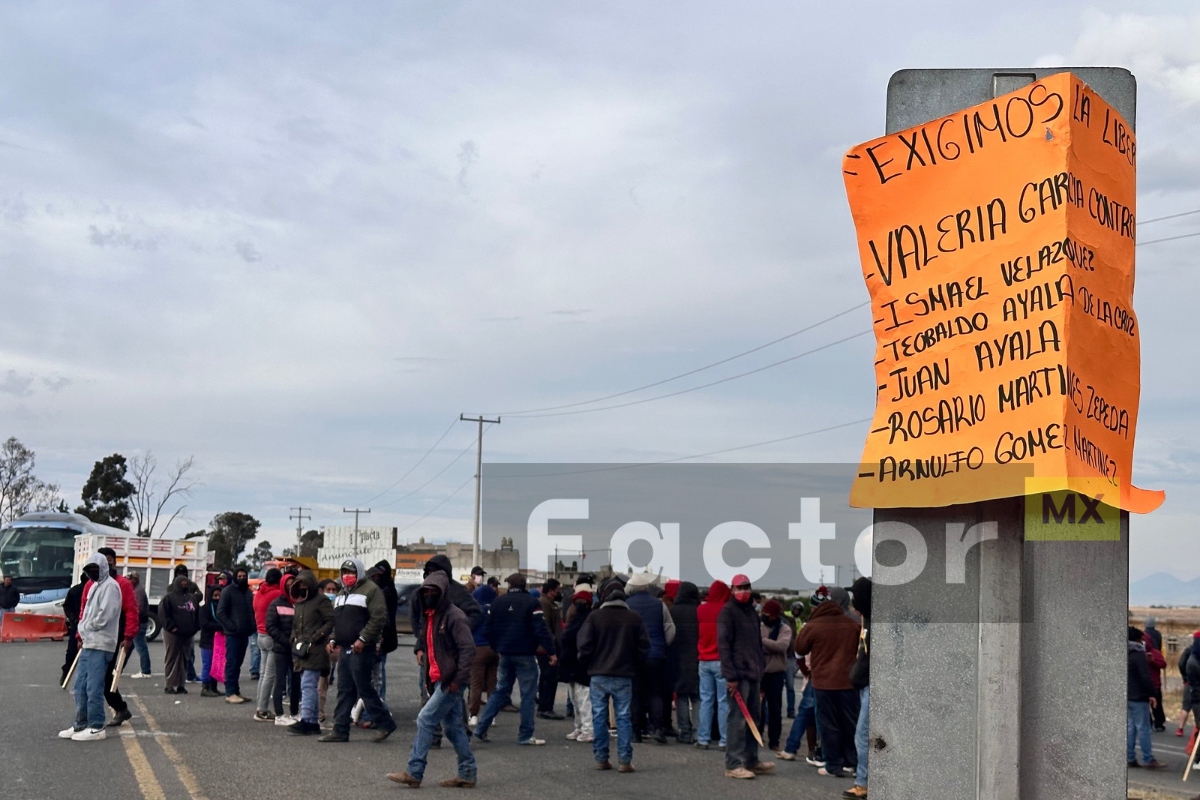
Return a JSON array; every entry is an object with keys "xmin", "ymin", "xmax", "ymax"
[
  {"xmin": 61, "ymin": 649, "xmax": 81, "ymax": 690},
  {"xmin": 731, "ymin": 688, "xmax": 764, "ymax": 747},
  {"xmin": 1184, "ymin": 726, "xmax": 1200, "ymax": 782},
  {"xmin": 109, "ymin": 644, "xmax": 129, "ymax": 694}
]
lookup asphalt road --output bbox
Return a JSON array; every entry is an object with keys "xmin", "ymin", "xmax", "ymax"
[
  {"xmin": 2, "ymin": 638, "xmax": 849, "ymax": 800},
  {"xmin": 4, "ymin": 638, "xmax": 1196, "ymax": 800}
]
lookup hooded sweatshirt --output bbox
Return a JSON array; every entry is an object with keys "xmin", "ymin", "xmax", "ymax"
[
  {"xmin": 472, "ymin": 585, "xmax": 497, "ymax": 647},
  {"xmin": 79, "ymin": 553, "xmax": 123, "ymax": 652},
  {"xmin": 559, "ymin": 597, "xmax": 593, "ymax": 686},
  {"xmin": 408, "ymin": 554, "xmax": 483, "ymax": 635},
  {"xmin": 159, "ymin": 575, "xmax": 201, "ymax": 639},
  {"xmin": 794, "ymin": 587, "xmax": 861, "ymax": 691},
  {"xmin": 577, "ymin": 586, "xmax": 650, "ymax": 679},
  {"xmin": 200, "ymin": 586, "xmax": 224, "ymax": 649},
  {"xmin": 290, "ymin": 570, "xmax": 334, "ymax": 671},
  {"xmin": 217, "ymin": 571, "xmax": 257, "ymax": 637},
  {"xmin": 266, "ymin": 575, "xmax": 297, "ymax": 656},
  {"xmin": 413, "ymin": 571, "xmax": 475, "ymax": 690},
  {"xmin": 668, "ymin": 581, "xmax": 701, "ymax": 694},
  {"xmin": 717, "ymin": 586, "xmax": 765, "ymax": 682},
  {"xmin": 1128, "ymin": 639, "xmax": 1155, "ymax": 702},
  {"xmin": 332, "ymin": 558, "xmax": 387, "ymax": 648},
  {"xmin": 253, "ymin": 577, "xmax": 283, "ymax": 635},
  {"xmin": 370, "ymin": 559, "xmax": 399, "ymax": 655},
  {"xmin": 625, "ymin": 572, "xmax": 676, "ymax": 660},
  {"xmin": 697, "ymin": 580, "xmax": 730, "ymax": 662},
  {"xmin": 850, "ymin": 576, "xmax": 871, "ymax": 689}
]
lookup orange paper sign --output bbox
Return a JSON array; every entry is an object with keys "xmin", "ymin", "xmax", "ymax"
[{"xmin": 845, "ymin": 72, "xmax": 1163, "ymax": 513}]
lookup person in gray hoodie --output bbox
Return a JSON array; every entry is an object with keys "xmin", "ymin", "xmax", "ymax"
[{"xmin": 60, "ymin": 553, "xmax": 123, "ymax": 742}]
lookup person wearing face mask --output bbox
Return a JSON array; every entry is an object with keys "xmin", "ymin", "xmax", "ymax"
[
  {"xmin": 794, "ymin": 586, "xmax": 861, "ymax": 779},
  {"xmin": 60, "ymin": 570, "xmax": 88, "ymax": 686},
  {"xmin": 317, "ymin": 578, "xmax": 340, "ymax": 722},
  {"xmin": 319, "ymin": 559, "xmax": 396, "ymax": 742},
  {"xmin": 288, "ymin": 570, "xmax": 334, "ymax": 735},
  {"xmin": 717, "ymin": 575, "xmax": 774, "ymax": 779},
  {"xmin": 388, "ymin": 571, "xmax": 478, "ymax": 788},
  {"xmin": 75, "ymin": 547, "xmax": 140, "ymax": 729},
  {"xmin": 59, "ymin": 553, "xmax": 123, "ymax": 742},
  {"xmin": 159, "ymin": 574, "xmax": 201, "ymax": 694},
  {"xmin": 758, "ymin": 600, "xmax": 792, "ymax": 753},
  {"xmin": 200, "ymin": 583, "xmax": 225, "ymax": 697},
  {"xmin": 217, "ymin": 567, "xmax": 257, "ymax": 703},
  {"xmin": 559, "ymin": 590, "xmax": 594, "ymax": 743}
]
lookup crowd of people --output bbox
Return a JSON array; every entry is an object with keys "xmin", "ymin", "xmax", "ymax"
[{"xmin": 1127, "ymin": 617, "xmax": 1200, "ymax": 771}]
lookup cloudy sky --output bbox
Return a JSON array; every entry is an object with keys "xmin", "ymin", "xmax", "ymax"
[{"xmin": 2, "ymin": 3, "xmax": 1197, "ymax": 583}]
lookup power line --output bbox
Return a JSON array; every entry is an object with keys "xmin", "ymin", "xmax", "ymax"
[
  {"xmin": 1140, "ymin": 208, "xmax": 1200, "ymax": 226},
  {"xmin": 492, "ymin": 301, "xmax": 869, "ymax": 415},
  {"xmin": 372, "ymin": 437, "xmax": 481, "ymax": 511},
  {"xmin": 506, "ymin": 330, "xmax": 871, "ymax": 418},
  {"xmin": 396, "ymin": 475, "xmax": 476, "ymax": 536},
  {"xmin": 1138, "ymin": 230, "xmax": 1200, "ymax": 247},
  {"xmin": 357, "ymin": 417, "xmax": 459, "ymax": 506}
]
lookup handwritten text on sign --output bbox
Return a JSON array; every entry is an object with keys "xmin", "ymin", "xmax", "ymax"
[{"xmin": 845, "ymin": 72, "xmax": 1162, "ymax": 513}]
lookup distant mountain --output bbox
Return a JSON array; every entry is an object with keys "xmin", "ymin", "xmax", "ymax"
[{"xmin": 1130, "ymin": 572, "xmax": 1200, "ymax": 607}]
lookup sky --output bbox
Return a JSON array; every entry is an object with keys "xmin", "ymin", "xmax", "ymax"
[{"xmin": 1, "ymin": 2, "xmax": 1197, "ymax": 583}]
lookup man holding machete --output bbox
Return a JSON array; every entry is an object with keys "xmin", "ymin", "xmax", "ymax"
[{"xmin": 717, "ymin": 574, "xmax": 775, "ymax": 779}]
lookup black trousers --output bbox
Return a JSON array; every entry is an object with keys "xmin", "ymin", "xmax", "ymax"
[
  {"xmin": 536, "ymin": 653, "xmax": 559, "ymax": 712},
  {"xmin": 103, "ymin": 640, "xmax": 130, "ymax": 715},
  {"xmin": 633, "ymin": 657, "xmax": 667, "ymax": 734},
  {"xmin": 1152, "ymin": 688, "xmax": 1166, "ymax": 728},
  {"xmin": 759, "ymin": 671, "xmax": 786, "ymax": 749},
  {"xmin": 62, "ymin": 624, "xmax": 79, "ymax": 682},
  {"xmin": 726, "ymin": 678, "xmax": 762, "ymax": 771},
  {"xmin": 814, "ymin": 688, "xmax": 860, "ymax": 773}
]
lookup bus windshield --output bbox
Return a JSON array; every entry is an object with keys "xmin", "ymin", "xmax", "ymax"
[{"xmin": 0, "ymin": 524, "xmax": 77, "ymax": 592}]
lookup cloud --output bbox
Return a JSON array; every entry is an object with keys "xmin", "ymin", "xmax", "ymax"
[
  {"xmin": 235, "ymin": 240, "xmax": 262, "ymax": 263},
  {"xmin": 87, "ymin": 224, "xmax": 158, "ymax": 251},
  {"xmin": 0, "ymin": 370, "xmax": 34, "ymax": 397},
  {"xmin": 42, "ymin": 375, "xmax": 71, "ymax": 392},
  {"xmin": 456, "ymin": 140, "xmax": 479, "ymax": 189},
  {"xmin": 549, "ymin": 309, "xmax": 592, "ymax": 316}
]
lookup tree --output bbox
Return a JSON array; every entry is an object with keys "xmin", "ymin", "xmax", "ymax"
[
  {"xmin": 0, "ymin": 436, "xmax": 62, "ymax": 524},
  {"xmin": 75, "ymin": 454, "xmax": 135, "ymax": 528},
  {"xmin": 298, "ymin": 529, "xmax": 324, "ymax": 559},
  {"xmin": 248, "ymin": 540, "xmax": 273, "ymax": 573},
  {"xmin": 130, "ymin": 452, "xmax": 199, "ymax": 537},
  {"xmin": 207, "ymin": 512, "xmax": 260, "ymax": 571}
]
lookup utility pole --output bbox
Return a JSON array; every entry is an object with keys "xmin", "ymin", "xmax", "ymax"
[
  {"xmin": 289, "ymin": 506, "xmax": 311, "ymax": 552},
  {"xmin": 343, "ymin": 507, "xmax": 370, "ymax": 558},
  {"xmin": 460, "ymin": 414, "xmax": 500, "ymax": 571}
]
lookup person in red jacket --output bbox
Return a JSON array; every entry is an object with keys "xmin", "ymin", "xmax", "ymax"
[
  {"xmin": 253, "ymin": 568, "xmax": 284, "ymax": 721},
  {"xmin": 77, "ymin": 547, "xmax": 139, "ymax": 728},
  {"xmin": 1143, "ymin": 632, "xmax": 1168, "ymax": 732},
  {"xmin": 696, "ymin": 580, "xmax": 731, "ymax": 749}
]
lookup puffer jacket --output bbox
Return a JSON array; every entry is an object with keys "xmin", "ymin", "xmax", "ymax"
[
  {"xmin": 717, "ymin": 594, "xmax": 765, "ymax": 682},
  {"xmin": 266, "ymin": 575, "xmax": 296, "ymax": 655},
  {"xmin": 371, "ymin": 559, "xmax": 399, "ymax": 655},
  {"xmin": 559, "ymin": 601, "xmax": 592, "ymax": 686},
  {"xmin": 472, "ymin": 585, "xmax": 497, "ymax": 647},
  {"xmin": 290, "ymin": 570, "xmax": 334, "ymax": 671},
  {"xmin": 668, "ymin": 581, "xmax": 700, "ymax": 694},
  {"xmin": 413, "ymin": 571, "xmax": 475, "ymax": 690},
  {"xmin": 159, "ymin": 575, "xmax": 201, "ymax": 639},
  {"xmin": 331, "ymin": 558, "xmax": 387, "ymax": 648},
  {"xmin": 761, "ymin": 617, "xmax": 793, "ymax": 674},
  {"xmin": 217, "ymin": 576, "xmax": 256, "ymax": 637}
]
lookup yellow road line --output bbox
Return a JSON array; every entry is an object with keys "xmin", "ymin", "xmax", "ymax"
[
  {"xmin": 130, "ymin": 695, "xmax": 213, "ymax": 800},
  {"xmin": 120, "ymin": 726, "xmax": 169, "ymax": 800}
]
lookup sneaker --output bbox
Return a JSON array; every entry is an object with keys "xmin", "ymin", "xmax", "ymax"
[
  {"xmin": 805, "ymin": 755, "xmax": 826, "ymax": 767},
  {"xmin": 578, "ymin": 734, "xmax": 594, "ymax": 743},
  {"xmin": 818, "ymin": 767, "xmax": 846, "ymax": 777},
  {"xmin": 200, "ymin": 687, "xmax": 222, "ymax": 698},
  {"xmin": 1143, "ymin": 759, "xmax": 1168, "ymax": 770},
  {"xmin": 776, "ymin": 751, "xmax": 796, "ymax": 761},
  {"xmin": 225, "ymin": 695, "xmax": 247, "ymax": 704},
  {"xmin": 59, "ymin": 727, "xmax": 83, "ymax": 739},
  {"xmin": 1127, "ymin": 761, "xmax": 1140, "ymax": 768},
  {"xmin": 468, "ymin": 715, "xmax": 479, "ymax": 728},
  {"xmin": 164, "ymin": 687, "xmax": 178, "ymax": 695},
  {"xmin": 107, "ymin": 708, "xmax": 132, "ymax": 727},
  {"xmin": 725, "ymin": 768, "xmax": 754, "ymax": 779},
  {"xmin": 254, "ymin": 710, "xmax": 274, "ymax": 722},
  {"xmin": 71, "ymin": 728, "xmax": 107, "ymax": 742},
  {"xmin": 596, "ymin": 761, "xmax": 612, "ymax": 770},
  {"xmin": 842, "ymin": 786, "xmax": 869, "ymax": 799},
  {"xmin": 618, "ymin": 763, "xmax": 635, "ymax": 773},
  {"xmin": 177, "ymin": 687, "xmax": 188, "ymax": 695},
  {"xmin": 518, "ymin": 737, "xmax": 546, "ymax": 746},
  {"xmin": 130, "ymin": 672, "xmax": 150, "ymax": 679},
  {"xmin": 501, "ymin": 704, "xmax": 519, "ymax": 713},
  {"xmin": 473, "ymin": 732, "xmax": 490, "ymax": 743},
  {"xmin": 566, "ymin": 730, "xmax": 580, "ymax": 740},
  {"xmin": 695, "ymin": 741, "xmax": 710, "ymax": 750},
  {"xmin": 751, "ymin": 762, "xmax": 775, "ymax": 774},
  {"xmin": 653, "ymin": 729, "xmax": 668, "ymax": 744},
  {"xmin": 438, "ymin": 778, "xmax": 476, "ymax": 788},
  {"xmin": 1177, "ymin": 728, "xmax": 1185, "ymax": 737},
  {"xmin": 275, "ymin": 715, "xmax": 297, "ymax": 726},
  {"xmin": 317, "ymin": 733, "xmax": 349, "ymax": 742},
  {"xmin": 251, "ymin": 673, "xmax": 260, "ymax": 680},
  {"xmin": 186, "ymin": 677, "xmax": 200, "ymax": 683},
  {"xmin": 288, "ymin": 721, "xmax": 320, "ymax": 736},
  {"xmin": 372, "ymin": 725, "xmax": 396, "ymax": 743},
  {"xmin": 538, "ymin": 711, "xmax": 565, "ymax": 720},
  {"xmin": 387, "ymin": 772, "xmax": 420, "ymax": 788}
]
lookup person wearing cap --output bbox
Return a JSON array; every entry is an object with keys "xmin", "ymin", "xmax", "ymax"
[
  {"xmin": 625, "ymin": 571, "xmax": 676, "ymax": 743},
  {"xmin": 472, "ymin": 573, "xmax": 556, "ymax": 746},
  {"xmin": 319, "ymin": 559, "xmax": 397, "ymax": 742},
  {"xmin": 717, "ymin": 574, "xmax": 774, "ymax": 779},
  {"xmin": 468, "ymin": 580, "xmax": 500, "ymax": 726},
  {"xmin": 577, "ymin": 579, "xmax": 651, "ymax": 772},
  {"xmin": 759, "ymin": 599, "xmax": 792, "ymax": 752},
  {"xmin": 559, "ymin": 588, "xmax": 595, "ymax": 742},
  {"xmin": 252, "ymin": 567, "xmax": 285, "ymax": 721},
  {"xmin": 794, "ymin": 586, "xmax": 861, "ymax": 778},
  {"xmin": 467, "ymin": 566, "xmax": 487, "ymax": 593},
  {"xmin": 1128, "ymin": 625, "xmax": 1167, "ymax": 769}
]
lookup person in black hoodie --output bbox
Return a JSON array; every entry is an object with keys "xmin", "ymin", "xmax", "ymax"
[
  {"xmin": 266, "ymin": 574, "xmax": 299, "ymax": 723},
  {"xmin": 669, "ymin": 581, "xmax": 701, "ymax": 744},
  {"xmin": 217, "ymin": 568, "xmax": 256, "ymax": 702},
  {"xmin": 159, "ymin": 574, "xmax": 200, "ymax": 694},
  {"xmin": 1128, "ymin": 626, "xmax": 1166, "ymax": 769},
  {"xmin": 199, "ymin": 584, "xmax": 225, "ymax": 696},
  {"xmin": 61, "ymin": 571, "xmax": 87, "ymax": 684},
  {"xmin": 358, "ymin": 560, "xmax": 399, "ymax": 724},
  {"xmin": 559, "ymin": 589, "xmax": 594, "ymax": 743},
  {"xmin": 717, "ymin": 574, "xmax": 773, "ymax": 779},
  {"xmin": 848, "ymin": 577, "xmax": 872, "ymax": 798}
]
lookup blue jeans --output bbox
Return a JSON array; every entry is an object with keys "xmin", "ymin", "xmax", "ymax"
[
  {"xmin": 854, "ymin": 687, "xmax": 869, "ymax": 786},
  {"xmin": 474, "ymin": 654, "xmax": 538, "ymax": 742},
  {"xmin": 407, "ymin": 684, "xmax": 477, "ymax": 782},
  {"xmin": 300, "ymin": 669, "xmax": 320, "ymax": 724},
  {"xmin": 697, "ymin": 660, "xmax": 728, "ymax": 746},
  {"xmin": 74, "ymin": 648, "xmax": 114, "ymax": 730},
  {"xmin": 785, "ymin": 658, "xmax": 798, "ymax": 715},
  {"xmin": 785, "ymin": 681, "xmax": 820, "ymax": 755},
  {"xmin": 250, "ymin": 636, "xmax": 261, "ymax": 674},
  {"xmin": 132, "ymin": 625, "xmax": 152, "ymax": 674},
  {"xmin": 590, "ymin": 676, "xmax": 634, "ymax": 765},
  {"xmin": 224, "ymin": 634, "xmax": 249, "ymax": 696},
  {"xmin": 200, "ymin": 647, "xmax": 213, "ymax": 683},
  {"xmin": 1127, "ymin": 700, "xmax": 1154, "ymax": 763}
]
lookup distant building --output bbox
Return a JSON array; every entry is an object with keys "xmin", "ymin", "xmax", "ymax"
[{"xmin": 394, "ymin": 536, "xmax": 519, "ymax": 582}]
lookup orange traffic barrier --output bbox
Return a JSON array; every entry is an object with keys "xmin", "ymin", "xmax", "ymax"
[{"xmin": 0, "ymin": 612, "xmax": 67, "ymax": 642}]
